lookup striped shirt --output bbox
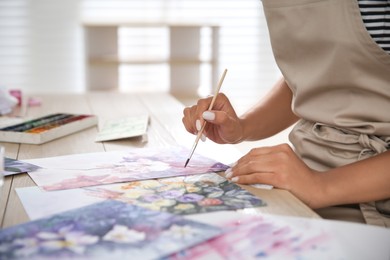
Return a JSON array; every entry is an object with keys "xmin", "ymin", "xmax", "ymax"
[{"xmin": 358, "ymin": 0, "xmax": 390, "ymax": 54}]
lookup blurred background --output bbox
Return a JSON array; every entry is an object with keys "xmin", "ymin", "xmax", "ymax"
[{"xmin": 0, "ymin": 0, "xmax": 281, "ymax": 113}]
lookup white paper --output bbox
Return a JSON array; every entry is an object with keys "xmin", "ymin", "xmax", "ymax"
[{"xmin": 95, "ymin": 114, "xmax": 149, "ymax": 142}]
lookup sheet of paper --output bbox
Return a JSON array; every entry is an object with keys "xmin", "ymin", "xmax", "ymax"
[
  {"xmin": 0, "ymin": 200, "xmax": 222, "ymax": 260},
  {"xmin": 17, "ymin": 173, "xmax": 266, "ymax": 220},
  {"xmin": 95, "ymin": 114, "xmax": 149, "ymax": 142},
  {"xmin": 170, "ymin": 211, "xmax": 390, "ymax": 259},
  {"xmin": 4, "ymin": 157, "xmax": 40, "ymax": 176},
  {"xmin": 26, "ymin": 146, "xmax": 229, "ymax": 191}
]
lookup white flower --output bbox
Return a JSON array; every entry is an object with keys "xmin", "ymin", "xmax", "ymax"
[
  {"xmin": 9, "ymin": 238, "xmax": 40, "ymax": 257},
  {"xmin": 164, "ymin": 225, "xmax": 199, "ymax": 240},
  {"xmin": 36, "ymin": 225, "xmax": 99, "ymax": 255},
  {"xmin": 103, "ymin": 225, "xmax": 146, "ymax": 244},
  {"xmin": 40, "ymin": 232, "xmax": 99, "ymax": 254},
  {"xmin": 36, "ymin": 225, "xmax": 74, "ymax": 240}
]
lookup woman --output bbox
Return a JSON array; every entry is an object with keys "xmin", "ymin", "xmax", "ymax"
[{"xmin": 182, "ymin": 0, "xmax": 390, "ymax": 227}]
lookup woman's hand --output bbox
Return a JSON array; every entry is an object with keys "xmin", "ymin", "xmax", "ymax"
[
  {"xmin": 182, "ymin": 93, "xmax": 244, "ymax": 144},
  {"xmin": 225, "ymin": 143, "xmax": 324, "ymax": 208}
]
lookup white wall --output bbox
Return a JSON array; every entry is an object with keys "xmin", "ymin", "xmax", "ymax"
[{"xmin": 28, "ymin": 0, "xmax": 84, "ymax": 93}]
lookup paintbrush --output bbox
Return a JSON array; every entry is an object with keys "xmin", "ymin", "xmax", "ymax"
[{"xmin": 184, "ymin": 68, "xmax": 228, "ymax": 168}]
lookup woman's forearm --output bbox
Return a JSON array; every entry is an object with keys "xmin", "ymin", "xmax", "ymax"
[
  {"xmin": 239, "ymin": 77, "xmax": 299, "ymax": 141},
  {"xmin": 314, "ymin": 150, "xmax": 390, "ymax": 208}
]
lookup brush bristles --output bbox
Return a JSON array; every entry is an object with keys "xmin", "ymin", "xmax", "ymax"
[{"xmin": 184, "ymin": 158, "xmax": 189, "ymax": 168}]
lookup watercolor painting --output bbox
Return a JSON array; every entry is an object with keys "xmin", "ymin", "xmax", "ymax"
[
  {"xmin": 167, "ymin": 211, "xmax": 390, "ymax": 259},
  {"xmin": 0, "ymin": 200, "xmax": 223, "ymax": 260},
  {"xmin": 17, "ymin": 173, "xmax": 266, "ymax": 220},
  {"xmin": 26, "ymin": 146, "xmax": 228, "ymax": 191},
  {"xmin": 167, "ymin": 214, "xmax": 339, "ymax": 260},
  {"xmin": 4, "ymin": 157, "xmax": 40, "ymax": 176},
  {"xmin": 85, "ymin": 173, "xmax": 266, "ymax": 215}
]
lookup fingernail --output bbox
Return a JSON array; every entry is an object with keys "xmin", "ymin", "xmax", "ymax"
[
  {"xmin": 201, "ymin": 133, "xmax": 206, "ymax": 142},
  {"xmin": 202, "ymin": 111, "xmax": 215, "ymax": 121},
  {"xmin": 231, "ymin": 177, "xmax": 239, "ymax": 182},
  {"xmin": 229, "ymin": 162, "xmax": 237, "ymax": 168},
  {"xmin": 196, "ymin": 119, "xmax": 201, "ymax": 131},
  {"xmin": 225, "ymin": 168, "xmax": 233, "ymax": 179}
]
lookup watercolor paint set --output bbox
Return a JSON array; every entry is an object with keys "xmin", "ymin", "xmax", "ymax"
[{"xmin": 0, "ymin": 113, "xmax": 98, "ymax": 144}]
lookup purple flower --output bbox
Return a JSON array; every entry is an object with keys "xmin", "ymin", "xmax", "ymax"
[
  {"xmin": 177, "ymin": 194, "xmax": 204, "ymax": 203},
  {"xmin": 142, "ymin": 194, "xmax": 163, "ymax": 202},
  {"xmin": 160, "ymin": 190, "xmax": 185, "ymax": 199}
]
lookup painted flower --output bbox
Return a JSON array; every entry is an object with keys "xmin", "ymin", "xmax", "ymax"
[
  {"xmin": 177, "ymin": 193, "xmax": 204, "ymax": 203},
  {"xmin": 222, "ymin": 188, "xmax": 264, "ymax": 208},
  {"xmin": 185, "ymin": 173, "xmax": 225, "ymax": 185},
  {"xmin": 156, "ymin": 181, "xmax": 185, "ymax": 191},
  {"xmin": 159, "ymin": 189, "xmax": 185, "ymax": 199},
  {"xmin": 12, "ymin": 238, "xmax": 40, "ymax": 257},
  {"xmin": 103, "ymin": 225, "xmax": 146, "ymax": 244},
  {"xmin": 164, "ymin": 225, "xmax": 199, "ymax": 240},
  {"xmin": 142, "ymin": 194, "xmax": 164, "ymax": 202},
  {"xmin": 27, "ymin": 225, "xmax": 100, "ymax": 255},
  {"xmin": 174, "ymin": 203, "xmax": 195, "ymax": 211},
  {"xmin": 36, "ymin": 225, "xmax": 75, "ymax": 240},
  {"xmin": 198, "ymin": 198, "xmax": 223, "ymax": 206},
  {"xmin": 39, "ymin": 231, "xmax": 99, "ymax": 254},
  {"xmin": 159, "ymin": 176, "xmax": 185, "ymax": 184},
  {"xmin": 154, "ymin": 199, "xmax": 176, "ymax": 208},
  {"xmin": 184, "ymin": 184, "xmax": 201, "ymax": 193},
  {"xmin": 118, "ymin": 181, "xmax": 143, "ymax": 190},
  {"xmin": 137, "ymin": 180, "xmax": 163, "ymax": 189},
  {"xmin": 203, "ymin": 186, "xmax": 224, "ymax": 198}
]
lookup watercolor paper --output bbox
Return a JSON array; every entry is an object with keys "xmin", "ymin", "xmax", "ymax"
[
  {"xmin": 168, "ymin": 211, "xmax": 390, "ymax": 259},
  {"xmin": 95, "ymin": 114, "xmax": 149, "ymax": 142},
  {"xmin": 17, "ymin": 173, "xmax": 266, "ymax": 220},
  {"xmin": 26, "ymin": 146, "xmax": 228, "ymax": 191},
  {"xmin": 0, "ymin": 200, "xmax": 222, "ymax": 260},
  {"xmin": 16, "ymin": 186, "xmax": 107, "ymax": 220}
]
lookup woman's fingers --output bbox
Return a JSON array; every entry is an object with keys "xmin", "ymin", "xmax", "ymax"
[
  {"xmin": 226, "ymin": 144, "xmax": 296, "ymax": 188},
  {"xmin": 182, "ymin": 93, "xmax": 242, "ymax": 144},
  {"xmin": 231, "ymin": 172, "xmax": 277, "ymax": 186}
]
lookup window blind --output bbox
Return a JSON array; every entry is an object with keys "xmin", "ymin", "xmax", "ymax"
[
  {"xmin": 0, "ymin": 0, "xmax": 29, "ymax": 91},
  {"xmin": 0, "ymin": 0, "xmax": 281, "ymax": 112},
  {"xmin": 0, "ymin": 0, "xmax": 84, "ymax": 93}
]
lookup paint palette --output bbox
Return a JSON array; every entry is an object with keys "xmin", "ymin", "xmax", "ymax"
[{"xmin": 0, "ymin": 113, "xmax": 98, "ymax": 144}]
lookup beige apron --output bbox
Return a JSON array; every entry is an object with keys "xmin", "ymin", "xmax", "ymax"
[{"xmin": 262, "ymin": 0, "xmax": 390, "ymax": 227}]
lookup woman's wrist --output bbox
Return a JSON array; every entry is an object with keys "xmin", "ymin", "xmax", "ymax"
[
  {"xmin": 233, "ymin": 117, "xmax": 249, "ymax": 143},
  {"xmin": 306, "ymin": 172, "xmax": 330, "ymax": 209}
]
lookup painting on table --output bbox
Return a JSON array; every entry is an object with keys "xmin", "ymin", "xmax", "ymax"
[
  {"xmin": 17, "ymin": 173, "xmax": 266, "ymax": 220},
  {"xmin": 0, "ymin": 200, "xmax": 223, "ymax": 260},
  {"xmin": 4, "ymin": 157, "xmax": 40, "ymax": 176},
  {"xmin": 168, "ymin": 214, "xmax": 337, "ymax": 259},
  {"xmin": 167, "ymin": 211, "xmax": 390, "ymax": 259},
  {"xmin": 85, "ymin": 173, "xmax": 266, "ymax": 215},
  {"xmin": 26, "ymin": 146, "xmax": 228, "ymax": 191}
]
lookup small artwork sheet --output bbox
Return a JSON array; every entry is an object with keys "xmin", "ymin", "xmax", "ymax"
[
  {"xmin": 4, "ymin": 157, "xmax": 40, "ymax": 176},
  {"xmin": 26, "ymin": 146, "xmax": 228, "ymax": 191},
  {"xmin": 17, "ymin": 173, "xmax": 266, "ymax": 220},
  {"xmin": 95, "ymin": 114, "xmax": 149, "ymax": 142},
  {"xmin": 0, "ymin": 200, "xmax": 223, "ymax": 260},
  {"xmin": 167, "ymin": 211, "xmax": 390, "ymax": 259}
]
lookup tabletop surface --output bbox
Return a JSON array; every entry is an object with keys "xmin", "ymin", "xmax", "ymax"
[{"xmin": 0, "ymin": 92, "xmax": 319, "ymax": 228}]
